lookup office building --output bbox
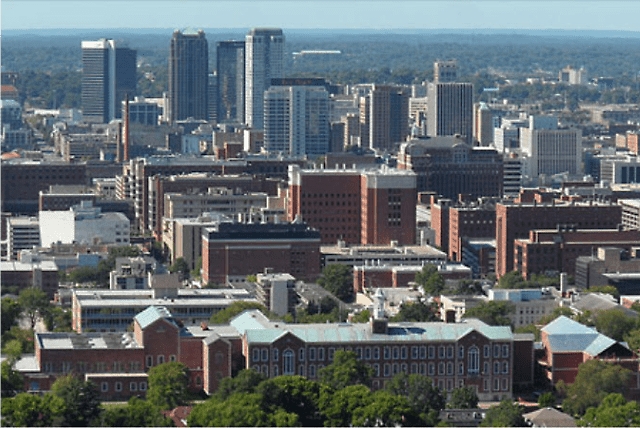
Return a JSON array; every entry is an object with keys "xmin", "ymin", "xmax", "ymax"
[
  {"xmin": 255, "ymin": 272, "xmax": 297, "ymax": 316},
  {"xmin": 264, "ymin": 78, "xmax": 330, "ymax": 157},
  {"xmin": 474, "ymin": 102, "xmax": 493, "ymax": 146},
  {"xmin": 575, "ymin": 247, "xmax": 640, "ymax": 290},
  {"xmin": 245, "ymin": 28, "xmax": 284, "ymax": 129},
  {"xmin": 0, "ymin": 260, "xmax": 58, "ymax": 298},
  {"xmin": 427, "ymin": 82, "xmax": 473, "ymax": 145},
  {"xmin": 321, "ymin": 243, "xmax": 446, "ymax": 268},
  {"xmin": 6, "ymin": 216, "xmax": 40, "ymax": 260},
  {"xmin": 169, "ymin": 30, "xmax": 209, "ymax": 123},
  {"xmin": 434, "ymin": 60, "xmax": 458, "ymax": 83},
  {"xmin": 600, "ymin": 155, "xmax": 640, "ymax": 184},
  {"xmin": 125, "ymin": 96, "xmax": 160, "ymax": 126},
  {"xmin": 81, "ymin": 39, "xmax": 136, "ymax": 123},
  {"xmin": 365, "ymin": 85, "xmax": 410, "ymax": 151},
  {"xmin": 495, "ymin": 200, "xmax": 622, "ymax": 278},
  {"xmin": 520, "ymin": 116, "xmax": 582, "ymax": 178},
  {"xmin": 216, "ymin": 41, "xmax": 245, "ymax": 124},
  {"xmin": 288, "ymin": 165, "xmax": 417, "ymax": 246},
  {"xmin": 397, "ymin": 136, "xmax": 503, "ymax": 199}
]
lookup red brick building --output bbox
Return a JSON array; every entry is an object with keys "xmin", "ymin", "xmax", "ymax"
[
  {"xmin": 495, "ymin": 201, "xmax": 622, "ymax": 278},
  {"xmin": 287, "ymin": 165, "xmax": 416, "ymax": 246},
  {"xmin": 201, "ymin": 221, "xmax": 321, "ymax": 285},
  {"xmin": 514, "ymin": 228, "xmax": 640, "ymax": 279},
  {"xmin": 539, "ymin": 316, "xmax": 639, "ymax": 393}
]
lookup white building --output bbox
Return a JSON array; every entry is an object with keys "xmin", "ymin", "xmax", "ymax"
[
  {"xmin": 39, "ymin": 201, "xmax": 130, "ymax": 247},
  {"xmin": 255, "ymin": 272, "xmax": 296, "ymax": 316},
  {"xmin": 600, "ymin": 155, "xmax": 640, "ymax": 185},
  {"xmin": 6, "ymin": 217, "xmax": 40, "ymax": 261},
  {"xmin": 520, "ymin": 116, "xmax": 581, "ymax": 178}
]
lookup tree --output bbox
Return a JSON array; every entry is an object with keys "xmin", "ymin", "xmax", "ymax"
[
  {"xmin": 385, "ymin": 373, "xmax": 445, "ymax": 425},
  {"xmin": 537, "ymin": 391, "xmax": 556, "ymax": 408},
  {"xmin": 209, "ymin": 301, "xmax": 272, "ymax": 324},
  {"xmin": 593, "ymin": 308, "xmax": 637, "ymax": 341},
  {"xmin": 448, "ymin": 386, "xmax": 479, "ymax": 409},
  {"xmin": 2, "ymin": 326, "xmax": 35, "ymax": 355},
  {"xmin": 319, "ymin": 350, "xmax": 373, "ymax": 390},
  {"xmin": 1, "ymin": 392, "xmax": 65, "ymax": 427},
  {"xmin": 463, "ymin": 301, "xmax": 514, "ymax": 326},
  {"xmin": 257, "ymin": 375, "xmax": 323, "ymax": 427},
  {"xmin": 189, "ymin": 392, "xmax": 292, "ymax": 427},
  {"xmin": 352, "ymin": 390, "xmax": 415, "ymax": 427},
  {"xmin": 1, "ymin": 297, "xmax": 22, "ymax": 335},
  {"xmin": 317, "ymin": 264, "xmax": 354, "ymax": 302},
  {"xmin": 169, "ymin": 257, "xmax": 190, "ymax": 279},
  {"xmin": 100, "ymin": 396, "xmax": 173, "ymax": 427},
  {"xmin": 562, "ymin": 359, "xmax": 633, "ymax": 417},
  {"xmin": 147, "ymin": 362, "xmax": 189, "ymax": 410},
  {"xmin": 51, "ymin": 375, "xmax": 102, "ymax": 427},
  {"xmin": 538, "ymin": 306, "xmax": 574, "ymax": 326},
  {"xmin": 579, "ymin": 393, "xmax": 640, "ymax": 427},
  {"xmin": 585, "ymin": 285, "xmax": 620, "ymax": 299},
  {"xmin": 480, "ymin": 399, "xmax": 525, "ymax": 427},
  {"xmin": 214, "ymin": 369, "xmax": 266, "ymax": 400},
  {"xmin": 350, "ymin": 309, "xmax": 371, "ymax": 323},
  {"xmin": 1, "ymin": 360, "xmax": 24, "ymax": 397},
  {"xmin": 496, "ymin": 270, "xmax": 527, "ymax": 289},
  {"xmin": 415, "ymin": 264, "xmax": 445, "ymax": 296},
  {"xmin": 43, "ymin": 306, "xmax": 72, "ymax": 332},
  {"xmin": 18, "ymin": 287, "xmax": 50, "ymax": 330},
  {"xmin": 624, "ymin": 328, "xmax": 640, "ymax": 354},
  {"xmin": 391, "ymin": 300, "xmax": 439, "ymax": 322},
  {"xmin": 319, "ymin": 384, "xmax": 372, "ymax": 427}
]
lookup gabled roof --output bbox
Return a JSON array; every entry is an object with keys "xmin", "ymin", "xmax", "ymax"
[
  {"xmin": 229, "ymin": 309, "xmax": 275, "ymax": 334},
  {"xmin": 542, "ymin": 316, "xmax": 620, "ymax": 356},
  {"xmin": 523, "ymin": 407, "xmax": 576, "ymax": 427},
  {"xmin": 135, "ymin": 306, "xmax": 174, "ymax": 329}
]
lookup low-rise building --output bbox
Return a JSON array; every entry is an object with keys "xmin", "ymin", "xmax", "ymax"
[
  {"xmin": 322, "ymin": 242, "xmax": 446, "ymax": 268},
  {"xmin": 255, "ymin": 272, "xmax": 297, "ymax": 316},
  {"xmin": 575, "ymin": 246, "xmax": 640, "ymax": 290},
  {"xmin": 0, "ymin": 260, "xmax": 58, "ymax": 298}
]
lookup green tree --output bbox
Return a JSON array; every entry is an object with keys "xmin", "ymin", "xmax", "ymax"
[
  {"xmin": 319, "ymin": 350, "xmax": 373, "ymax": 390},
  {"xmin": 385, "ymin": 373, "xmax": 445, "ymax": 425},
  {"xmin": 1, "ymin": 297, "xmax": 22, "ymax": 335},
  {"xmin": 189, "ymin": 392, "xmax": 287, "ymax": 427},
  {"xmin": 18, "ymin": 287, "xmax": 50, "ymax": 330},
  {"xmin": 319, "ymin": 384, "xmax": 371, "ymax": 427},
  {"xmin": 100, "ymin": 396, "xmax": 173, "ymax": 427},
  {"xmin": 209, "ymin": 301, "xmax": 273, "ymax": 324},
  {"xmin": 350, "ymin": 309, "xmax": 371, "ymax": 323},
  {"xmin": 415, "ymin": 264, "xmax": 445, "ymax": 296},
  {"xmin": 2, "ymin": 326, "xmax": 35, "ymax": 355},
  {"xmin": 496, "ymin": 270, "xmax": 527, "ymax": 289},
  {"xmin": 463, "ymin": 301, "xmax": 514, "ymax": 326},
  {"xmin": 480, "ymin": 399, "xmax": 525, "ymax": 427},
  {"xmin": 562, "ymin": 359, "xmax": 633, "ymax": 417},
  {"xmin": 169, "ymin": 257, "xmax": 190, "ymax": 279},
  {"xmin": 593, "ymin": 308, "xmax": 637, "ymax": 341},
  {"xmin": 352, "ymin": 390, "xmax": 415, "ymax": 427},
  {"xmin": 579, "ymin": 393, "xmax": 640, "ymax": 427},
  {"xmin": 214, "ymin": 368, "xmax": 266, "ymax": 400},
  {"xmin": 391, "ymin": 300, "xmax": 439, "ymax": 322},
  {"xmin": 624, "ymin": 328, "xmax": 640, "ymax": 354},
  {"xmin": 318, "ymin": 264, "xmax": 354, "ymax": 302},
  {"xmin": 147, "ymin": 361, "xmax": 189, "ymax": 410},
  {"xmin": 538, "ymin": 306, "xmax": 574, "ymax": 326},
  {"xmin": 1, "ymin": 360, "xmax": 25, "ymax": 397},
  {"xmin": 43, "ymin": 306, "xmax": 72, "ymax": 332},
  {"xmin": 51, "ymin": 375, "xmax": 102, "ymax": 427},
  {"xmin": 1, "ymin": 392, "xmax": 65, "ymax": 427},
  {"xmin": 538, "ymin": 391, "xmax": 556, "ymax": 408},
  {"xmin": 585, "ymin": 285, "xmax": 620, "ymax": 299},
  {"xmin": 448, "ymin": 386, "xmax": 479, "ymax": 409},
  {"xmin": 257, "ymin": 375, "xmax": 323, "ymax": 426}
]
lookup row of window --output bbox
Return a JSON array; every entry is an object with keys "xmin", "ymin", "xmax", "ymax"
[
  {"xmin": 43, "ymin": 361, "xmax": 142, "ymax": 373},
  {"xmin": 101, "ymin": 381, "xmax": 147, "ymax": 393},
  {"xmin": 251, "ymin": 343, "xmax": 510, "ymax": 364},
  {"xmin": 146, "ymin": 354, "xmax": 177, "ymax": 368}
]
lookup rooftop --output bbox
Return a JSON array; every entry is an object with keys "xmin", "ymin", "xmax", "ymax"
[{"xmin": 37, "ymin": 332, "xmax": 141, "ymax": 350}]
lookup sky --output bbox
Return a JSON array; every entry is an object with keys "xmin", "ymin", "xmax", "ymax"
[{"xmin": 2, "ymin": 0, "xmax": 640, "ymax": 32}]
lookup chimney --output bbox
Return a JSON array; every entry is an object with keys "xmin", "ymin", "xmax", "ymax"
[{"xmin": 200, "ymin": 321, "xmax": 209, "ymax": 330}]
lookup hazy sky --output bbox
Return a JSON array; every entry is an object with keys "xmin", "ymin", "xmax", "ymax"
[{"xmin": 3, "ymin": 0, "xmax": 640, "ymax": 32}]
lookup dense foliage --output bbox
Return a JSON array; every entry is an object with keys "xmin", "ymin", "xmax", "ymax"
[{"xmin": 317, "ymin": 264, "xmax": 354, "ymax": 303}]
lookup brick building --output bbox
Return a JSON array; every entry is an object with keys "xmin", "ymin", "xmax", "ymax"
[
  {"xmin": 539, "ymin": 316, "xmax": 638, "ymax": 393},
  {"xmin": 353, "ymin": 263, "xmax": 471, "ymax": 293},
  {"xmin": 513, "ymin": 228, "xmax": 640, "ymax": 279},
  {"xmin": 495, "ymin": 201, "xmax": 622, "ymax": 278},
  {"xmin": 397, "ymin": 136, "xmax": 503, "ymax": 199},
  {"xmin": 201, "ymin": 221, "xmax": 321, "ymax": 285},
  {"xmin": 287, "ymin": 164, "xmax": 416, "ymax": 246},
  {"xmin": 0, "ymin": 260, "xmax": 58, "ymax": 298}
]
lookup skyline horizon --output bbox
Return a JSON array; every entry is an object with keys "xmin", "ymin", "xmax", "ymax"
[{"xmin": 4, "ymin": 1, "xmax": 640, "ymax": 33}]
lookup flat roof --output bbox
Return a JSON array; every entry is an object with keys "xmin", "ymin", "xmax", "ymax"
[{"xmin": 37, "ymin": 332, "xmax": 142, "ymax": 350}]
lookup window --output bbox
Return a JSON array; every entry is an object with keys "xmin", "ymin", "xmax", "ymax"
[
  {"xmin": 273, "ymin": 365, "xmax": 279, "ymax": 376},
  {"xmin": 253, "ymin": 349, "xmax": 260, "ymax": 362},
  {"xmin": 483, "ymin": 345, "xmax": 490, "ymax": 358},
  {"xmin": 196, "ymin": 376, "xmax": 202, "ymax": 386},
  {"xmin": 438, "ymin": 362, "xmax": 445, "ymax": 375},
  {"xmin": 439, "ymin": 346, "xmax": 445, "ymax": 359},
  {"xmin": 384, "ymin": 364, "xmax": 390, "ymax": 377},
  {"xmin": 393, "ymin": 347, "xmax": 400, "ymax": 359},
  {"xmin": 273, "ymin": 349, "xmax": 279, "ymax": 362},
  {"xmin": 411, "ymin": 346, "xmax": 418, "ymax": 359},
  {"xmin": 494, "ymin": 378, "xmax": 500, "ymax": 391},
  {"xmin": 157, "ymin": 355, "xmax": 165, "ymax": 365},
  {"xmin": 262, "ymin": 365, "xmax": 268, "ymax": 375},
  {"xmin": 428, "ymin": 363, "xmax": 435, "ymax": 376},
  {"xmin": 115, "ymin": 382, "xmax": 122, "ymax": 392},
  {"xmin": 447, "ymin": 362, "xmax": 454, "ymax": 375},
  {"xmin": 494, "ymin": 361, "xmax": 500, "ymax": 375},
  {"xmin": 502, "ymin": 361, "xmax": 509, "ymax": 374},
  {"xmin": 373, "ymin": 364, "xmax": 380, "ymax": 377},
  {"xmin": 483, "ymin": 379, "xmax": 489, "ymax": 392},
  {"xmin": 428, "ymin": 346, "xmax": 435, "ymax": 359},
  {"xmin": 458, "ymin": 346, "xmax": 464, "ymax": 359},
  {"xmin": 493, "ymin": 344, "xmax": 500, "ymax": 358},
  {"xmin": 283, "ymin": 349, "xmax": 295, "ymax": 375},
  {"xmin": 447, "ymin": 346, "xmax": 454, "ymax": 359},
  {"xmin": 299, "ymin": 348, "xmax": 305, "ymax": 362},
  {"xmin": 468, "ymin": 346, "xmax": 479, "ymax": 374},
  {"xmin": 215, "ymin": 352, "xmax": 224, "ymax": 364},
  {"xmin": 420, "ymin": 346, "xmax": 427, "ymax": 359},
  {"xmin": 502, "ymin": 344, "xmax": 509, "ymax": 358},
  {"xmin": 401, "ymin": 363, "xmax": 408, "ymax": 373},
  {"xmin": 170, "ymin": 355, "xmax": 176, "ymax": 362},
  {"xmin": 365, "ymin": 347, "xmax": 371, "ymax": 360},
  {"xmin": 420, "ymin": 363, "xmax": 426, "ymax": 375},
  {"xmin": 458, "ymin": 363, "xmax": 464, "ymax": 375},
  {"xmin": 411, "ymin": 363, "xmax": 418, "ymax": 374},
  {"xmin": 309, "ymin": 365, "xmax": 316, "ymax": 378},
  {"xmin": 139, "ymin": 382, "xmax": 147, "ymax": 391},
  {"xmin": 261, "ymin": 349, "xmax": 268, "ymax": 362},
  {"xmin": 356, "ymin": 347, "xmax": 362, "ymax": 358},
  {"xmin": 318, "ymin": 348, "xmax": 325, "ymax": 361},
  {"xmin": 393, "ymin": 363, "xmax": 399, "ymax": 375},
  {"xmin": 146, "ymin": 356, "xmax": 153, "ymax": 368},
  {"xmin": 309, "ymin": 347, "xmax": 316, "ymax": 361},
  {"xmin": 328, "ymin": 347, "xmax": 335, "ymax": 361},
  {"xmin": 401, "ymin": 346, "xmax": 408, "ymax": 360},
  {"xmin": 484, "ymin": 362, "xmax": 489, "ymax": 374},
  {"xmin": 384, "ymin": 346, "xmax": 391, "ymax": 359},
  {"xmin": 130, "ymin": 382, "xmax": 137, "ymax": 391},
  {"xmin": 373, "ymin": 347, "xmax": 380, "ymax": 360},
  {"xmin": 502, "ymin": 378, "xmax": 509, "ymax": 391},
  {"xmin": 101, "ymin": 382, "xmax": 108, "ymax": 392},
  {"xmin": 299, "ymin": 365, "xmax": 305, "ymax": 376}
]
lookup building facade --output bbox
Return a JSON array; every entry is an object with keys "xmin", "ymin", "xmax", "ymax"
[
  {"xmin": 216, "ymin": 41, "xmax": 245, "ymax": 124},
  {"xmin": 169, "ymin": 30, "xmax": 209, "ymax": 123},
  {"xmin": 367, "ymin": 84, "xmax": 410, "ymax": 151},
  {"xmin": 427, "ymin": 82, "xmax": 474, "ymax": 145}
]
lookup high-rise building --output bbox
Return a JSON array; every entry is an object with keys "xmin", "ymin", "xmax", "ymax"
[
  {"xmin": 474, "ymin": 102, "xmax": 494, "ymax": 146},
  {"xmin": 434, "ymin": 60, "xmax": 458, "ymax": 83},
  {"xmin": 367, "ymin": 85, "xmax": 410, "ymax": 151},
  {"xmin": 244, "ymin": 28, "xmax": 284, "ymax": 130},
  {"xmin": 169, "ymin": 29, "xmax": 209, "ymax": 123},
  {"xmin": 427, "ymin": 82, "xmax": 474, "ymax": 145},
  {"xmin": 264, "ymin": 78, "xmax": 330, "ymax": 157},
  {"xmin": 216, "ymin": 41, "xmax": 245, "ymax": 124},
  {"xmin": 81, "ymin": 39, "xmax": 136, "ymax": 123}
]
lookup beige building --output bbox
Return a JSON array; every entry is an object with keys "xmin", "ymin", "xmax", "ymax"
[{"xmin": 164, "ymin": 187, "xmax": 267, "ymax": 220}]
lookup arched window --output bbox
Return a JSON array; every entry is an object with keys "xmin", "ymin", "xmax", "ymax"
[
  {"xmin": 468, "ymin": 346, "xmax": 480, "ymax": 374},
  {"xmin": 283, "ymin": 349, "xmax": 295, "ymax": 375}
]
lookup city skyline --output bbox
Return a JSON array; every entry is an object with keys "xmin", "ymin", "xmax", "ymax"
[{"xmin": 3, "ymin": 0, "xmax": 640, "ymax": 33}]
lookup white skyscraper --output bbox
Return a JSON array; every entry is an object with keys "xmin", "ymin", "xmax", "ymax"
[{"xmin": 244, "ymin": 28, "xmax": 284, "ymax": 130}]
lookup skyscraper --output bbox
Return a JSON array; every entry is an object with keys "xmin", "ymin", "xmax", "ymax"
[
  {"xmin": 216, "ymin": 41, "xmax": 245, "ymax": 124},
  {"xmin": 264, "ymin": 78, "xmax": 330, "ymax": 157},
  {"xmin": 169, "ymin": 29, "xmax": 209, "ymax": 123},
  {"xmin": 367, "ymin": 84, "xmax": 409, "ymax": 151},
  {"xmin": 245, "ymin": 28, "xmax": 284, "ymax": 130},
  {"xmin": 81, "ymin": 39, "xmax": 136, "ymax": 123},
  {"xmin": 434, "ymin": 60, "xmax": 458, "ymax": 83},
  {"xmin": 427, "ymin": 82, "xmax": 474, "ymax": 145}
]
